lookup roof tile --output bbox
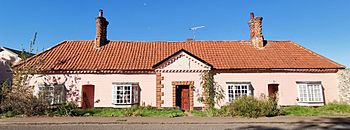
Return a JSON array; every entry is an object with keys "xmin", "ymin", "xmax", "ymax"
[{"xmin": 17, "ymin": 40, "xmax": 345, "ymax": 71}]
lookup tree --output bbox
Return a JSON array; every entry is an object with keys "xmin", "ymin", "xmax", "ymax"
[{"xmin": 0, "ymin": 32, "xmax": 50, "ymax": 116}]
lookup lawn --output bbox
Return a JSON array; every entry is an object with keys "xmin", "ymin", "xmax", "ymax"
[
  {"xmin": 190, "ymin": 102, "xmax": 350, "ymax": 117},
  {"xmin": 73, "ymin": 106, "xmax": 185, "ymax": 117},
  {"xmin": 280, "ymin": 103, "xmax": 350, "ymax": 116}
]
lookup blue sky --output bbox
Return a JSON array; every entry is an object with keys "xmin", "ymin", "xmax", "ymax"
[{"xmin": 0, "ymin": 0, "xmax": 349, "ymax": 67}]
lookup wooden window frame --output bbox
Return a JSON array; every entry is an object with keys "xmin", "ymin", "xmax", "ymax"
[
  {"xmin": 227, "ymin": 83, "xmax": 252, "ymax": 102},
  {"xmin": 297, "ymin": 82, "xmax": 324, "ymax": 103}
]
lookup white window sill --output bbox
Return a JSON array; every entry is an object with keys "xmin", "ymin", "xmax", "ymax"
[{"xmin": 297, "ymin": 102, "xmax": 324, "ymax": 106}]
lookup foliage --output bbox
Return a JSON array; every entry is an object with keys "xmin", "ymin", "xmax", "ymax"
[
  {"xmin": 223, "ymin": 95, "xmax": 279, "ymax": 118},
  {"xmin": 0, "ymin": 58, "xmax": 50, "ymax": 116},
  {"xmin": 53, "ymin": 102, "xmax": 78, "ymax": 116},
  {"xmin": 0, "ymin": 81, "xmax": 10, "ymax": 106},
  {"xmin": 280, "ymin": 102, "xmax": 350, "ymax": 116},
  {"xmin": 191, "ymin": 108, "xmax": 224, "ymax": 117},
  {"xmin": 0, "ymin": 33, "xmax": 51, "ymax": 117},
  {"xmin": 198, "ymin": 71, "xmax": 224, "ymax": 109},
  {"xmin": 0, "ymin": 93, "xmax": 49, "ymax": 116}
]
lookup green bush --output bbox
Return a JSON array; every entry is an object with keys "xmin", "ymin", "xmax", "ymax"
[
  {"xmin": 0, "ymin": 94, "xmax": 49, "ymax": 116},
  {"xmin": 0, "ymin": 111, "xmax": 15, "ymax": 118},
  {"xmin": 224, "ymin": 96, "xmax": 279, "ymax": 118},
  {"xmin": 191, "ymin": 108, "xmax": 224, "ymax": 117},
  {"xmin": 262, "ymin": 96, "xmax": 280, "ymax": 117},
  {"xmin": 73, "ymin": 108, "xmax": 100, "ymax": 116},
  {"xmin": 53, "ymin": 102, "xmax": 79, "ymax": 116}
]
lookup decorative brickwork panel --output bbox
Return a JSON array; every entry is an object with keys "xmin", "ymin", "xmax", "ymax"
[
  {"xmin": 337, "ymin": 69, "xmax": 350, "ymax": 103},
  {"xmin": 156, "ymin": 72, "xmax": 162, "ymax": 108},
  {"xmin": 172, "ymin": 81, "xmax": 194, "ymax": 110}
]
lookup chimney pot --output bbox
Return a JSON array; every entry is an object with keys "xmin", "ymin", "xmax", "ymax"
[
  {"xmin": 250, "ymin": 12, "xmax": 255, "ymax": 19},
  {"xmin": 99, "ymin": 9, "xmax": 103, "ymax": 17},
  {"xmin": 186, "ymin": 38, "xmax": 194, "ymax": 41}
]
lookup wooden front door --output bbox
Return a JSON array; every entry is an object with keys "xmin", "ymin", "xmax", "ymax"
[
  {"xmin": 181, "ymin": 86, "xmax": 190, "ymax": 110},
  {"xmin": 81, "ymin": 85, "xmax": 95, "ymax": 109},
  {"xmin": 176, "ymin": 85, "xmax": 190, "ymax": 111},
  {"xmin": 268, "ymin": 84, "xmax": 279, "ymax": 97}
]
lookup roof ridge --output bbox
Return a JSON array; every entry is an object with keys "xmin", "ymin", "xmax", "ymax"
[
  {"xmin": 290, "ymin": 41, "xmax": 345, "ymax": 68},
  {"xmin": 60, "ymin": 40, "xmax": 294, "ymax": 43},
  {"xmin": 266, "ymin": 40, "xmax": 292, "ymax": 42},
  {"xmin": 111, "ymin": 40, "xmax": 249, "ymax": 42},
  {"xmin": 64, "ymin": 40, "xmax": 94, "ymax": 42}
]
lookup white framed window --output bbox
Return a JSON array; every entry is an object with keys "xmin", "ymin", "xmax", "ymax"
[
  {"xmin": 112, "ymin": 83, "xmax": 140, "ymax": 105},
  {"xmin": 227, "ymin": 82, "xmax": 252, "ymax": 102},
  {"xmin": 297, "ymin": 81, "xmax": 323, "ymax": 103},
  {"xmin": 38, "ymin": 84, "xmax": 66, "ymax": 105}
]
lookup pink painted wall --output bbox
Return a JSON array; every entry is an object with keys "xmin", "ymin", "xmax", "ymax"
[
  {"xmin": 29, "ymin": 72, "xmax": 338, "ymax": 108},
  {"xmin": 30, "ymin": 74, "xmax": 156, "ymax": 108},
  {"xmin": 79, "ymin": 74, "xmax": 156, "ymax": 107},
  {"xmin": 214, "ymin": 72, "xmax": 339, "ymax": 106}
]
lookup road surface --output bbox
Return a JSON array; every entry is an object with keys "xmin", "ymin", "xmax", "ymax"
[{"xmin": 0, "ymin": 123, "xmax": 348, "ymax": 130}]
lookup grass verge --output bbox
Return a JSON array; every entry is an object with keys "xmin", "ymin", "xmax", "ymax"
[
  {"xmin": 280, "ymin": 103, "xmax": 350, "ymax": 116},
  {"xmin": 190, "ymin": 102, "xmax": 350, "ymax": 117},
  {"xmin": 73, "ymin": 106, "xmax": 185, "ymax": 117}
]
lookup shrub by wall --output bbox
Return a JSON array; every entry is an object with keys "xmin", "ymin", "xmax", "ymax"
[{"xmin": 224, "ymin": 96, "xmax": 279, "ymax": 118}]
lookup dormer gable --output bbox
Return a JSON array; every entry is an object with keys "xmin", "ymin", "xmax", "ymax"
[{"xmin": 153, "ymin": 49, "xmax": 212, "ymax": 73}]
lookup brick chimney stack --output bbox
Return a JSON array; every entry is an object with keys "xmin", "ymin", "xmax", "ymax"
[
  {"xmin": 95, "ymin": 9, "xmax": 109, "ymax": 48},
  {"xmin": 248, "ymin": 12, "xmax": 265, "ymax": 49}
]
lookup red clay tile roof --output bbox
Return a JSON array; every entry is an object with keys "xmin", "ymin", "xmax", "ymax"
[{"xmin": 16, "ymin": 40, "xmax": 345, "ymax": 72}]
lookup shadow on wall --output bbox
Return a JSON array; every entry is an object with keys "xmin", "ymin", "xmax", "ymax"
[{"xmin": 0, "ymin": 55, "xmax": 18, "ymax": 84}]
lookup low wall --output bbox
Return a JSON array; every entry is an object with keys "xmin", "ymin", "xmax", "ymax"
[{"xmin": 337, "ymin": 69, "xmax": 350, "ymax": 103}]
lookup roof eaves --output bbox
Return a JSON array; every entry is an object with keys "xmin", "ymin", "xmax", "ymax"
[{"xmin": 13, "ymin": 40, "xmax": 68, "ymax": 68}]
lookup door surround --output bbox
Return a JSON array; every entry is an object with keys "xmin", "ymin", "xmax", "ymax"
[{"xmin": 172, "ymin": 81, "xmax": 194, "ymax": 110}]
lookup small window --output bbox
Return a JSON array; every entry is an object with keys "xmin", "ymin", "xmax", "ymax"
[
  {"xmin": 38, "ymin": 84, "xmax": 66, "ymax": 105},
  {"xmin": 112, "ymin": 83, "xmax": 140, "ymax": 105},
  {"xmin": 227, "ymin": 82, "xmax": 251, "ymax": 102},
  {"xmin": 297, "ymin": 81, "xmax": 323, "ymax": 103}
]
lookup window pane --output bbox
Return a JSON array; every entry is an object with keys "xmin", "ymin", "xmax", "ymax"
[
  {"xmin": 298, "ymin": 83, "xmax": 323, "ymax": 103},
  {"xmin": 113, "ymin": 85, "xmax": 134, "ymax": 104}
]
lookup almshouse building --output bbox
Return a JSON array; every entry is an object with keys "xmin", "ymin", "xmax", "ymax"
[{"xmin": 15, "ymin": 10, "xmax": 345, "ymax": 110}]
